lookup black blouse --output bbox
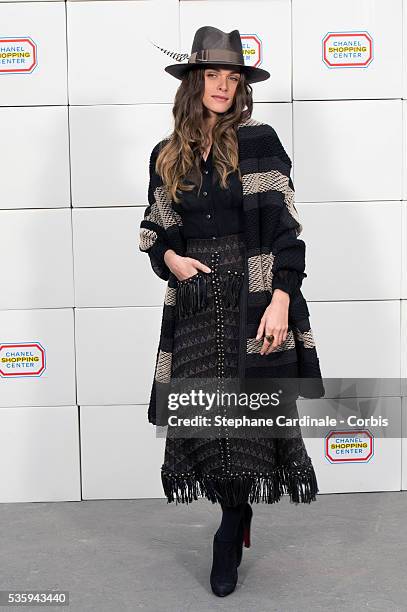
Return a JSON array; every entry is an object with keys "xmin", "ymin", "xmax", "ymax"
[{"xmin": 172, "ymin": 143, "xmax": 244, "ymax": 239}]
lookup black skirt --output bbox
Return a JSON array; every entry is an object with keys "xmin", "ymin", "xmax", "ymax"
[{"xmin": 161, "ymin": 233, "xmax": 319, "ymax": 507}]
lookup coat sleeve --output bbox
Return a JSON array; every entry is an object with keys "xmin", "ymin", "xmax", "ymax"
[
  {"xmin": 269, "ymin": 129, "xmax": 307, "ymax": 299},
  {"xmin": 139, "ymin": 143, "xmax": 172, "ymax": 281}
]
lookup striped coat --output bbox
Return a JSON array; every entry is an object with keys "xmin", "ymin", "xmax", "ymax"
[{"xmin": 140, "ymin": 116, "xmax": 325, "ymax": 425}]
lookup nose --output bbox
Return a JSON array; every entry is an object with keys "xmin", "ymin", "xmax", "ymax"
[{"xmin": 217, "ymin": 76, "xmax": 228, "ymax": 92}]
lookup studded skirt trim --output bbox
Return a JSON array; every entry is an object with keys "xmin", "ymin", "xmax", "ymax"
[{"xmin": 161, "ymin": 232, "xmax": 319, "ymax": 507}]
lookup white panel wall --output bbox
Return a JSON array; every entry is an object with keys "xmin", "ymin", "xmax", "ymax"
[
  {"xmin": 69, "ymin": 104, "xmax": 173, "ymax": 206},
  {"xmin": 293, "ymin": 100, "xmax": 403, "ymax": 203},
  {"xmin": 75, "ymin": 306, "xmax": 161, "ymax": 406},
  {"xmin": 302, "ymin": 397, "xmax": 402, "ymax": 495},
  {"xmin": 0, "ymin": 308, "xmax": 76, "ymax": 408},
  {"xmin": 0, "ymin": 209, "xmax": 74, "ymax": 310},
  {"xmin": 0, "ymin": 107, "xmax": 70, "ymax": 209},
  {"xmin": 293, "ymin": 0, "xmax": 404, "ymax": 100},
  {"xmin": 402, "ymin": 303, "xmax": 407, "ymax": 489},
  {"xmin": 73, "ymin": 206, "xmax": 166, "ymax": 307},
  {"xmin": 0, "ymin": 0, "xmax": 406, "ymax": 502},
  {"xmin": 309, "ymin": 301, "xmax": 400, "ymax": 380},
  {"xmin": 80, "ymin": 405, "xmax": 165, "ymax": 499},
  {"xmin": 298, "ymin": 202, "xmax": 402, "ymax": 301},
  {"xmin": 67, "ymin": 0, "xmax": 179, "ymax": 104},
  {"xmin": 0, "ymin": 406, "xmax": 80, "ymax": 503},
  {"xmin": 0, "ymin": 2, "xmax": 67, "ymax": 105},
  {"xmin": 403, "ymin": 99, "xmax": 407, "ymax": 201}
]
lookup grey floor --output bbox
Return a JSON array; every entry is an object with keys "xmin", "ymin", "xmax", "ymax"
[{"xmin": 1, "ymin": 491, "xmax": 406, "ymax": 612}]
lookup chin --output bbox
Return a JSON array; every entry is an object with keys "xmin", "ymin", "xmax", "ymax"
[{"xmin": 208, "ymin": 103, "xmax": 231, "ymax": 114}]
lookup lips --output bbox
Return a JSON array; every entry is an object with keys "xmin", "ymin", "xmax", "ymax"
[{"xmin": 212, "ymin": 95, "xmax": 228, "ymax": 101}]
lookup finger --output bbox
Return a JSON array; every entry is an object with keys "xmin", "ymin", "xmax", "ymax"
[
  {"xmin": 266, "ymin": 329, "xmax": 286, "ymax": 355},
  {"xmin": 262, "ymin": 329, "xmax": 277, "ymax": 355},
  {"xmin": 260, "ymin": 338, "xmax": 269, "ymax": 355},
  {"xmin": 260, "ymin": 330, "xmax": 273, "ymax": 355},
  {"xmin": 178, "ymin": 271, "xmax": 197, "ymax": 281},
  {"xmin": 265, "ymin": 339, "xmax": 276, "ymax": 355},
  {"xmin": 190, "ymin": 258, "xmax": 211, "ymax": 273},
  {"xmin": 261, "ymin": 336, "xmax": 276, "ymax": 355},
  {"xmin": 256, "ymin": 321, "xmax": 265, "ymax": 342},
  {"xmin": 256, "ymin": 317, "xmax": 265, "ymax": 341}
]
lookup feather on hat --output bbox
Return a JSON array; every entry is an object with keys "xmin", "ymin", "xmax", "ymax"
[{"xmin": 149, "ymin": 25, "xmax": 270, "ymax": 84}]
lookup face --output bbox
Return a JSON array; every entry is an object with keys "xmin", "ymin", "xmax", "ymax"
[{"xmin": 202, "ymin": 67, "xmax": 241, "ymax": 114}]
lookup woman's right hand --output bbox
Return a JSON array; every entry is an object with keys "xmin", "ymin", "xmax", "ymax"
[{"xmin": 164, "ymin": 249, "xmax": 211, "ymax": 281}]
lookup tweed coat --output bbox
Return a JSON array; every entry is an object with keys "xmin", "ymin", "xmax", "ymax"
[{"xmin": 139, "ymin": 116, "xmax": 325, "ymax": 425}]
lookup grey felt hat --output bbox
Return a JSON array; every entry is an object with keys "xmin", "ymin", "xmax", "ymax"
[{"xmin": 150, "ymin": 25, "xmax": 270, "ymax": 84}]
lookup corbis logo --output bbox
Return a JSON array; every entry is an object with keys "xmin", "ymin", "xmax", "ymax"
[
  {"xmin": 241, "ymin": 34, "xmax": 263, "ymax": 68},
  {"xmin": 322, "ymin": 31, "xmax": 373, "ymax": 68},
  {"xmin": 0, "ymin": 343, "xmax": 46, "ymax": 377},
  {"xmin": 325, "ymin": 429, "xmax": 374, "ymax": 463},
  {"xmin": 0, "ymin": 37, "xmax": 38, "ymax": 74}
]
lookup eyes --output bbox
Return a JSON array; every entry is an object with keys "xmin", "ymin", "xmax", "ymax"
[{"xmin": 207, "ymin": 72, "xmax": 240, "ymax": 82}]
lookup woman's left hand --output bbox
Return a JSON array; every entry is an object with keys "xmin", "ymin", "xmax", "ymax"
[{"xmin": 256, "ymin": 289, "xmax": 290, "ymax": 355}]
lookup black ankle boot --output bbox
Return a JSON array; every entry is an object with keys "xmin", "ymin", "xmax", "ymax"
[{"xmin": 210, "ymin": 533, "xmax": 238, "ymax": 597}]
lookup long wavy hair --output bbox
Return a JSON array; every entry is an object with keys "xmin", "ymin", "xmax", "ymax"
[{"xmin": 155, "ymin": 66, "xmax": 253, "ymax": 204}]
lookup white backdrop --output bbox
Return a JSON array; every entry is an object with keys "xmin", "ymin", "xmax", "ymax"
[{"xmin": 0, "ymin": 0, "xmax": 406, "ymax": 503}]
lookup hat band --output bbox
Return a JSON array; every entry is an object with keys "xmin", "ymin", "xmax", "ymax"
[{"xmin": 189, "ymin": 48, "xmax": 244, "ymax": 65}]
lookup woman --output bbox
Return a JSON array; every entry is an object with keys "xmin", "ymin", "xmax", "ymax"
[{"xmin": 139, "ymin": 26, "xmax": 324, "ymax": 597}]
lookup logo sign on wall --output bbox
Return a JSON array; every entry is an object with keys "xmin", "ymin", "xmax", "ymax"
[
  {"xmin": 322, "ymin": 31, "xmax": 373, "ymax": 68},
  {"xmin": 0, "ymin": 37, "xmax": 38, "ymax": 74},
  {"xmin": 325, "ymin": 430, "xmax": 374, "ymax": 463},
  {"xmin": 241, "ymin": 34, "xmax": 263, "ymax": 68},
  {"xmin": 0, "ymin": 343, "xmax": 46, "ymax": 377}
]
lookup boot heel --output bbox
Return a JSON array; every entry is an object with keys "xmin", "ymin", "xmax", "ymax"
[
  {"xmin": 236, "ymin": 502, "xmax": 253, "ymax": 567},
  {"xmin": 243, "ymin": 526, "xmax": 251, "ymax": 548},
  {"xmin": 243, "ymin": 506, "xmax": 253, "ymax": 548}
]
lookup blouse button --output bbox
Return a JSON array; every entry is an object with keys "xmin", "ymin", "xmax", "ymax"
[
  {"xmin": 203, "ymin": 191, "xmax": 208, "ymax": 197},
  {"xmin": 204, "ymin": 170, "xmax": 209, "ymax": 174},
  {"xmin": 206, "ymin": 213, "xmax": 211, "ymax": 219}
]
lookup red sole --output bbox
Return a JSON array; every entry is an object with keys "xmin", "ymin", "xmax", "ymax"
[{"xmin": 243, "ymin": 526, "xmax": 251, "ymax": 548}]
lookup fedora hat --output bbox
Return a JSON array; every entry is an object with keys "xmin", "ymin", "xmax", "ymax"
[{"xmin": 150, "ymin": 25, "xmax": 270, "ymax": 84}]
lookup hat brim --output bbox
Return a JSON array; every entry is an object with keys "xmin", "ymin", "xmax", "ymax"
[{"xmin": 164, "ymin": 62, "xmax": 270, "ymax": 84}]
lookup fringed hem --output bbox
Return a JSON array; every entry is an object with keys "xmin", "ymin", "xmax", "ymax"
[
  {"xmin": 175, "ymin": 268, "xmax": 244, "ymax": 319},
  {"xmin": 223, "ymin": 269, "xmax": 245, "ymax": 308},
  {"xmin": 176, "ymin": 272, "xmax": 208, "ymax": 319},
  {"xmin": 161, "ymin": 464, "xmax": 319, "ymax": 507}
]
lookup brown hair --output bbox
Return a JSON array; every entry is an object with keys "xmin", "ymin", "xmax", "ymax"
[{"xmin": 155, "ymin": 66, "xmax": 253, "ymax": 203}]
